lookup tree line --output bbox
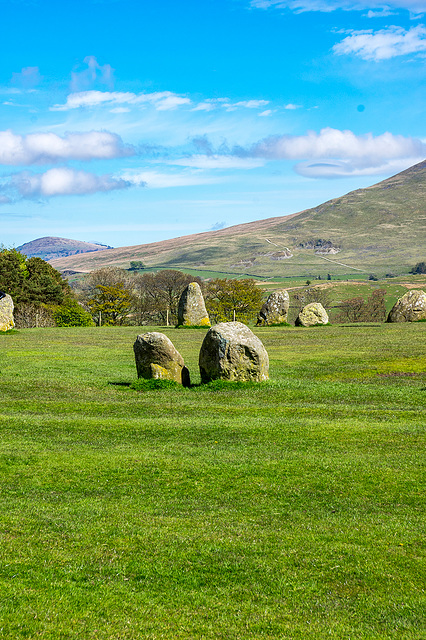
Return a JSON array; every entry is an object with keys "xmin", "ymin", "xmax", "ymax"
[{"xmin": 1, "ymin": 246, "xmax": 399, "ymax": 328}]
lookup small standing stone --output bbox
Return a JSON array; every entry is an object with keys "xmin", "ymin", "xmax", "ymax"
[
  {"xmin": 199, "ymin": 321, "xmax": 269, "ymax": 383},
  {"xmin": 133, "ymin": 332, "xmax": 190, "ymax": 386},
  {"xmin": 177, "ymin": 282, "xmax": 210, "ymax": 327},
  {"xmin": 0, "ymin": 292, "xmax": 14, "ymax": 332},
  {"xmin": 295, "ymin": 302, "xmax": 329, "ymax": 327},
  {"xmin": 386, "ymin": 289, "xmax": 426, "ymax": 322},
  {"xmin": 256, "ymin": 290, "xmax": 290, "ymax": 326}
]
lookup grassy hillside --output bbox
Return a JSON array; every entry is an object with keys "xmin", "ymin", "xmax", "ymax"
[
  {"xmin": 0, "ymin": 323, "xmax": 425, "ymax": 638},
  {"xmin": 50, "ymin": 160, "xmax": 426, "ymax": 277},
  {"xmin": 17, "ymin": 236, "xmax": 112, "ymax": 261}
]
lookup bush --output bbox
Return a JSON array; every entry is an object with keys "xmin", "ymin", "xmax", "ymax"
[{"xmin": 53, "ymin": 303, "xmax": 95, "ymax": 327}]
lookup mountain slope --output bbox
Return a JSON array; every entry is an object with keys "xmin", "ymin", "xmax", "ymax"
[
  {"xmin": 50, "ymin": 160, "xmax": 426, "ymax": 277},
  {"xmin": 17, "ymin": 237, "xmax": 113, "ymax": 261}
]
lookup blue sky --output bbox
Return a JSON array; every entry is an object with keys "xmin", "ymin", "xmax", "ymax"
[{"xmin": 1, "ymin": 0, "xmax": 425, "ymax": 248}]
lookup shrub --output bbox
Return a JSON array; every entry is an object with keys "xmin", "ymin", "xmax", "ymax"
[{"xmin": 53, "ymin": 303, "xmax": 95, "ymax": 327}]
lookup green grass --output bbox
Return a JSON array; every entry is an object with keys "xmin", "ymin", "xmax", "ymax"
[{"xmin": 0, "ymin": 323, "xmax": 425, "ymax": 639}]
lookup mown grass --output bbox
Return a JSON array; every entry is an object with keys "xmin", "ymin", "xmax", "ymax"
[{"xmin": 0, "ymin": 323, "xmax": 425, "ymax": 639}]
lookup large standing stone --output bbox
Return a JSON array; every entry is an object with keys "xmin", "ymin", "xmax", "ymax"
[
  {"xmin": 199, "ymin": 321, "xmax": 269, "ymax": 383},
  {"xmin": 133, "ymin": 332, "xmax": 190, "ymax": 386},
  {"xmin": 0, "ymin": 292, "xmax": 14, "ymax": 332},
  {"xmin": 295, "ymin": 302, "xmax": 329, "ymax": 327},
  {"xmin": 177, "ymin": 282, "xmax": 210, "ymax": 327},
  {"xmin": 256, "ymin": 290, "xmax": 290, "ymax": 326},
  {"xmin": 386, "ymin": 289, "xmax": 426, "ymax": 322}
]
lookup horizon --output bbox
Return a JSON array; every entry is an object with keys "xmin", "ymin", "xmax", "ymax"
[{"xmin": 1, "ymin": 0, "xmax": 426, "ymax": 249}]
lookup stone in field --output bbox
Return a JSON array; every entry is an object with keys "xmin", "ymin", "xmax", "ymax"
[
  {"xmin": 295, "ymin": 302, "xmax": 329, "ymax": 327},
  {"xmin": 386, "ymin": 289, "xmax": 426, "ymax": 323},
  {"xmin": 199, "ymin": 321, "xmax": 269, "ymax": 383},
  {"xmin": 177, "ymin": 282, "xmax": 210, "ymax": 327},
  {"xmin": 0, "ymin": 292, "xmax": 14, "ymax": 332},
  {"xmin": 256, "ymin": 290, "xmax": 290, "ymax": 326},
  {"xmin": 133, "ymin": 332, "xmax": 190, "ymax": 386}
]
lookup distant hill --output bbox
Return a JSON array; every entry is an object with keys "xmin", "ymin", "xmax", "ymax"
[
  {"xmin": 17, "ymin": 237, "xmax": 113, "ymax": 262},
  {"xmin": 50, "ymin": 160, "xmax": 426, "ymax": 277}
]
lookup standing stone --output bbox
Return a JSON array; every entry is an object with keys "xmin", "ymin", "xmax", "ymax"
[
  {"xmin": 295, "ymin": 302, "xmax": 329, "ymax": 327},
  {"xmin": 256, "ymin": 290, "xmax": 290, "ymax": 326},
  {"xmin": 199, "ymin": 321, "xmax": 269, "ymax": 383},
  {"xmin": 0, "ymin": 292, "xmax": 14, "ymax": 332},
  {"xmin": 177, "ymin": 282, "xmax": 210, "ymax": 327},
  {"xmin": 133, "ymin": 332, "xmax": 190, "ymax": 386},
  {"xmin": 387, "ymin": 289, "xmax": 426, "ymax": 322}
]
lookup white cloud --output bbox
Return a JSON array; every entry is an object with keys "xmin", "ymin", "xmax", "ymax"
[
  {"xmin": 249, "ymin": 127, "xmax": 426, "ymax": 161},
  {"xmin": 240, "ymin": 127, "xmax": 426, "ymax": 177},
  {"xmin": 333, "ymin": 25, "xmax": 426, "ymax": 60},
  {"xmin": 51, "ymin": 89, "xmax": 191, "ymax": 112},
  {"xmin": 121, "ymin": 170, "xmax": 221, "ymax": 188},
  {"xmin": 0, "ymin": 130, "xmax": 134, "ymax": 165},
  {"xmin": 168, "ymin": 155, "xmax": 266, "ymax": 169},
  {"xmin": 11, "ymin": 168, "xmax": 129, "ymax": 197},
  {"xmin": 259, "ymin": 110, "xmax": 273, "ymax": 116},
  {"xmin": 250, "ymin": 0, "xmax": 426, "ymax": 14},
  {"xmin": 284, "ymin": 103, "xmax": 302, "ymax": 109}
]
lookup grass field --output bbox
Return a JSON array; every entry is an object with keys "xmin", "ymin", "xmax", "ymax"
[{"xmin": 0, "ymin": 323, "xmax": 425, "ymax": 639}]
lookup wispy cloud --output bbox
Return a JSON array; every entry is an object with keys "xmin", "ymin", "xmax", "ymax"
[
  {"xmin": 120, "ymin": 170, "xmax": 221, "ymax": 189},
  {"xmin": 333, "ymin": 25, "xmax": 426, "ymax": 60},
  {"xmin": 250, "ymin": 0, "xmax": 426, "ymax": 14},
  {"xmin": 295, "ymin": 157, "xmax": 425, "ymax": 177},
  {"xmin": 11, "ymin": 66, "xmax": 41, "ymax": 90},
  {"xmin": 71, "ymin": 56, "xmax": 114, "ymax": 92},
  {"xmin": 0, "ymin": 130, "xmax": 134, "ymax": 165},
  {"xmin": 51, "ymin": 89, "xmax": 191, "ymax": 112},
  {"xmin": 168, "ymin": 155, "xmax": 266, "ymax": 169}
]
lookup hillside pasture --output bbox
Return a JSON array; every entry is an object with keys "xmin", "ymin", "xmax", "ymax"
[{"xmin": 0, "ymin": 323, "xmax": 425, "ymax": 639}]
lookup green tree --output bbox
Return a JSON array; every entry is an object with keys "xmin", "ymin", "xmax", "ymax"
[
  {"xmin": 205, "ymin": 278, "xmax": 263, "ymax": 324},
  {"xmin": 0, "ymin": 248, "xmax": 70, "ymax": 306},
  {"xmin": 87, "ymin": 283, "xmax": 134, "ymax": 325}
]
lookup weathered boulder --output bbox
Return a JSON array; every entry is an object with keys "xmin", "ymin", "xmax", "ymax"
[
  {"xmin": 387, "ymin": 289, "xmax": 426, "ymax": 323},
  {"xmin": 256, "ymin": 290, "xmax": 289, "ymax": 326},
  {"xmin": 199, "ymin": 321, "xmax": 269, "ymax": 383},
  {"xmin": 295, "ymin": 302, "xmax": 329, "ymax": 327},
  {"xmin": 133, "ymin": 332, "xmax": 190, "ymax": 386},
  {"xmin": 0, "ymin": 292, "xmax": 14, "ymax": 332},
  {"xmin": 177, "ymin": 282, "xmax": 210, "ymax": 327}
]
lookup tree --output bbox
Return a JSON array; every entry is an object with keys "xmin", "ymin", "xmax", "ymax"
[
  {"xmin": 133, "ymin": 270, "xmax": 203, "ymax": 325},
  {"xmin": 205, "ymin": 278, "xmax": 263, "ymax": 324},
  {"xmin": 336, "ymin": 289, "xmax": 386, "ymax": 323},
  {"xmin": 410, "ymin": 261, "xmax": 426, "ymax": 274},
  {"xmin": 87, "ymin": 283, "xmax": 134, "ymax": 325},
  {"xmin": 0, "ymin": 248, "xmax": 70, "ymax": 307}
]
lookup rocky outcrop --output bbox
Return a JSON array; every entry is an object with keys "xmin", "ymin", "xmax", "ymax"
[
  {"xmin": 199, "ymin": 321, "xmax": 269, "ymax": 383},
  {"xmin": 177, "ymin": 282, "xmax": 210, "ymax": 327},
  {"xmin": 0, "ymin": 292, "xmax": 14, "ymax": 331},
  {"xmin": 133, "ymin": 332, "xmax": 190, "ymax": 385},
  {"xmin": 295, "ymin": 302, "xmax": 329, "ymax": 327},
  {"xmin": 256, "ymin": 290, "xmax": 290, "ymax": 326},
  {"xmin": 386, "ymin": 289, "xmax": 426, "ymax": 322}
]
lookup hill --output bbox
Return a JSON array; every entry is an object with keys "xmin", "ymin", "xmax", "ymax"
[
  {"xmin": 50, "ymin": 160, "xmax": 426, "ymax": 277},
  {"xmin": 17, "ymin": 237, "xmax": 113, "ymax": 262}
]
